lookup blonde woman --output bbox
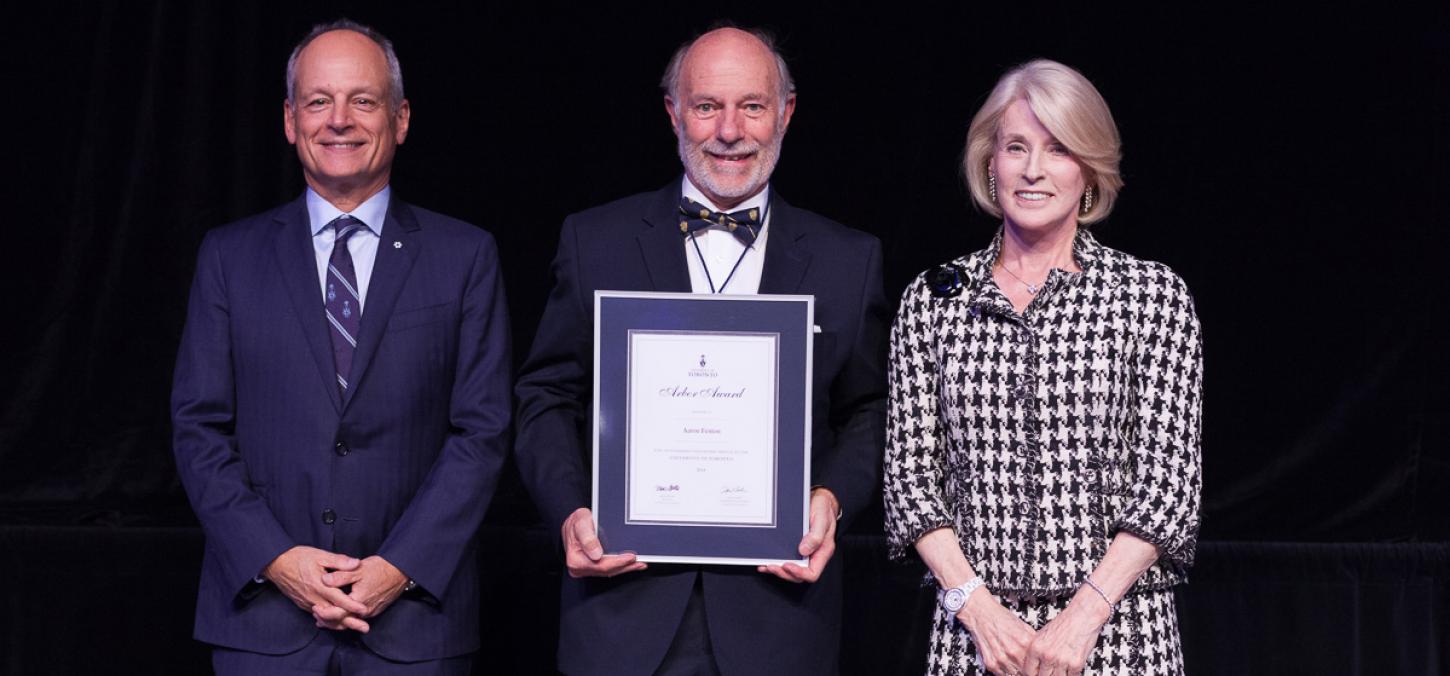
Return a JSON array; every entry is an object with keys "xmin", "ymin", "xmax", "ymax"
[{"xmin": 884, "ymin": 60, "xmax": 1203, "ymax": 675}]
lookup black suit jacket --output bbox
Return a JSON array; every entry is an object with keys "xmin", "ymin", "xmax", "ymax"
[{"xmin": 515, "ymin": 182, "xmax": 887, "ymax": 676}]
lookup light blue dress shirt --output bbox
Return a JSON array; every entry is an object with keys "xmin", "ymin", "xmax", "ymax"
[{"xmin": 307, "ymin": 187, "xmax": 390, "ymax": 313}]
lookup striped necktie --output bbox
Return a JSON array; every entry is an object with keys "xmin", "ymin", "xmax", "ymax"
[{"xmin": 325, "ymin": 215, "xmax": 365, "ymax": 394}]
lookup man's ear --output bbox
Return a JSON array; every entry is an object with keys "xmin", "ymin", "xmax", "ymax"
[
  {"xmin": 664, "ymin": 96, "xmax": 681, "ymax": 134},
  {"xmin": 780, "ymin": 93, "xmax": 797, "ymax": 132},
  {"xmin": 283, "ymin": 99, "xmax": 297, "ymax": 145},
  {"xmin": 393, "ymin": 98, "xmax": 411, "ymax": 144}
]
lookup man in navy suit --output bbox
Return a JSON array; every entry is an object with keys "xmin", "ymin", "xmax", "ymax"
[
  {"xmin": 171, "ymin": 19, "xmax": 510, "ymax": 675},
  {"xmin": 515, "ymin": 26, "xmax": 887, "ymax": 676}
]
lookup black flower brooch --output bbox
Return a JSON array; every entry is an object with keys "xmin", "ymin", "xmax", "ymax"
[{"xmin": 926, "ymin": 263, "xmax": 966, "ymax": 298}]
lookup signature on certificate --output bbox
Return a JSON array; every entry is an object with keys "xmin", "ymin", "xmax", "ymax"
[{"xmin": 654, "ymin": 484, "xmax": 680, "ymax": 492}]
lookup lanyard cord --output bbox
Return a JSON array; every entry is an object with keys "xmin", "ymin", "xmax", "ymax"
[{"xmin": 686, "ymin": 201, "xmax": 769, "ymax": 294}]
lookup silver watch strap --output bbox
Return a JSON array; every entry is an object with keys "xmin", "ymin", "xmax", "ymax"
[{"xmin": 939, "ymin": 575, "xmax": 985, "ymax": 613}]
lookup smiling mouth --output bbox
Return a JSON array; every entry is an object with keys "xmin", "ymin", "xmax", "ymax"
[
  {"xmin": 709, "ymin": 151, "xmax": 755, "ymax": 163},
  {"xmin": 1015, "ymin": 191, "xmax": 1053, "ymax": 201},
  {"xmin": 322, "ymin": 141, "xmax": 365, "ymax": 150}
]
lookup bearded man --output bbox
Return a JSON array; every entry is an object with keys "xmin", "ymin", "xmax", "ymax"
[{"xmin": 514, "ymin": 25, "xmax": 887, "ymax": 676}]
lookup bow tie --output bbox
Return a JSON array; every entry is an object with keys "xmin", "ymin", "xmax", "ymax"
[{"xmin": 678, "ymin": 197, "xmax": 764, "ymax": 247}]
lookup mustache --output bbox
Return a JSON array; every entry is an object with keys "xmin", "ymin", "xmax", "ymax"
[{"xmin": 695, "ymin": 139, "xmax": 763, "ymax": 156}]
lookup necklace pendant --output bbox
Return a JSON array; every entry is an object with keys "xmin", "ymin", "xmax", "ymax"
[{"xmin": 1026, "ymin": 283, "xmax": 1039, "ymax": 294}]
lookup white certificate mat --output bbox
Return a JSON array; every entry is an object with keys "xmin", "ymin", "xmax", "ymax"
[
  {"xmin": 625, "ymin": 331, "xmax": 778, "ymax": 527},
  {"xmin": 592, "ymin": 290, "xmax": 812, "ymax": 565}
]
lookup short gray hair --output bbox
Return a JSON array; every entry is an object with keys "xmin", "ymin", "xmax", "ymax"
[
  {"xmin": 660, "ymin": 24, "xmax": 795, "ymax": 110},
  {"xmin": 285, "ymin": 19, "xmax": 405, "ymax": 111}
]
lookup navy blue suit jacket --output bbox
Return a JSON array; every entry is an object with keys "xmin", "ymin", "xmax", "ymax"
[
  {"xmin": 515, "ymin": 183, "xmax": 888, "ymax": 676},
  {"xmin": 171, "ymin": 195, "xmax": 511, "ymax": 661}
]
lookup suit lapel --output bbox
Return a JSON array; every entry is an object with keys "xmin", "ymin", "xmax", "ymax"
[
  {"xmin": 273, "ymin": 197, "xmax": 344, "ymax": 413},
  {"xmin": 637, "ymin": 184, "xmax": 692, "ymax": 292},
  {"xmin": 758, "ymin": 193, "xmax": 811, "ymax": 294},
  {"xmin": 343, "ymin": 199, "xmax": 421, "ymax": 410}
]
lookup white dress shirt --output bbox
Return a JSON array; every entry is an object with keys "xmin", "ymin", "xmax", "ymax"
[
  {"xmin": 681, "ymin": 177, "xmax": 771, "ymax": 295},
  {"xmin": 307, "ymin": 187, "xmax": 389, "ymax": 313}
]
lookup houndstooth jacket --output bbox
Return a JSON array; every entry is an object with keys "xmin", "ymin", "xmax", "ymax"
[{"xmin": 883, "ymin": 229, "xmax": 1203, "ymax": 596}]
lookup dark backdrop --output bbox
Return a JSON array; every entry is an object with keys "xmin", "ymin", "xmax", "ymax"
[{"xmin": 1, "ymin": 1, "xmax": 1447, "ymax": 674}]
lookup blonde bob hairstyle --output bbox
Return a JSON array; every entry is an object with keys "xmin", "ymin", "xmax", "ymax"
[{"xmin": 963, "ymin": 59, "xmax": 1123, "ymax": 225}]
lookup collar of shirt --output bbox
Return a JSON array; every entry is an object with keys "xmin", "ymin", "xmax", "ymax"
[
  {"xmin": 963, "ymin": 227, "xmax": 1105, "ymax": 316},
  {"xmin": 306, "ymin": 186, "xmax": 391, "ymax": 237},
  {"xmin": 681, "ymin": 176, "xmax": 770, "ymax": 226},
  {"xmin": 680, "ymin": 176, "xmax": 771, "ymax": 294},
  {"xmin": 966, "ymin": 227, "xmax": 1104, "ymax": 279}
]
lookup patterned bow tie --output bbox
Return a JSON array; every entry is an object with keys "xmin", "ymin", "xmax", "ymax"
[{"xmin": 678, "ymin": 197, "xmax": 764, "ymax": 247}]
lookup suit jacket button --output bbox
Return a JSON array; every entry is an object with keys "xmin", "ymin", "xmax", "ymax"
[
  {"xmin": 334, "ymin": 442, "xmax": 350, "ymax": 456},
  {"xmin": 322, "ymin": 509, "xmax": 336, "ymax": 525}
]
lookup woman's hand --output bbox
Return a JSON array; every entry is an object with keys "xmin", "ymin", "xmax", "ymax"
[
  {"xmin": 1021, "ymin": 589, "xmax": 1110, "ymax": 676},
  {"xmin": 957, "ymin": 590, "xmax": 1037, "ymax": 676}
]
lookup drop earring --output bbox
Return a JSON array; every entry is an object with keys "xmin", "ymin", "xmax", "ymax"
[
  {"xmin": 1082, "ymin": 186, "xmax": 1094, "ymax": 214},
  {"xmin": 988, "ymin": 171, "xmax": 997, "ymax": 203}
]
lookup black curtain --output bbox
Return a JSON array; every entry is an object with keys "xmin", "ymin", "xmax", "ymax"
[
  {"xmin": 1, "ymin": 1, "xmax": 1447, "ymax": 673},
  {"xmin": 3, "ymin": 529, "xmax": 1444, "ymax": 674}
]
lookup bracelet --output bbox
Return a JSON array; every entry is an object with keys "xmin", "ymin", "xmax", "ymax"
[{"xmin": 1082, "ymin": 576, "xmax": 1115, "ymax": 621}]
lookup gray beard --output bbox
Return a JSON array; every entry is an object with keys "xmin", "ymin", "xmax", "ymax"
[{"xmin": 677, "ymin": 130, "xmax": 784, "ymax": 205}]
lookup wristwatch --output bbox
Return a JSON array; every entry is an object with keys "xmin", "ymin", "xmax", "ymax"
[{"xmin": 938, "ymin": 576, "xmax": 985, "ymax": 613}]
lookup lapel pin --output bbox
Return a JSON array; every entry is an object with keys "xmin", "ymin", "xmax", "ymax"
[{"xmin": 393, "ymin": 241, "xmax": 402, "ymax": 249}]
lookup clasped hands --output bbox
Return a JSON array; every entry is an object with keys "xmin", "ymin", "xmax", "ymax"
[
  {"xmin": 958, "ymin": 585, "xmax": 1110, "ymax": 676},
  {"xmin": 562, "ymin": 488, "xmax": 840, "ymax": 583},
  {"xmin": 264, "ymin": 546, "xmax": 410, "ymax": 633}
]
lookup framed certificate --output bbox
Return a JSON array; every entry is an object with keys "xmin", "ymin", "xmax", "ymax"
[{"xmin": 593, "ymin": 291, "xmax": 813, "ymax": 566}]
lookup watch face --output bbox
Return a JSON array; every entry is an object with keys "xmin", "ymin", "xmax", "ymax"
[{"xmin": 942, "ymin": 587, "xmax": 967, "ymax": 612}]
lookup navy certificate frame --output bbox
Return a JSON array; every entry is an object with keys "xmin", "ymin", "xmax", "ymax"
[{"xmin": 593, "ymin": 291, "xmax": 813, "ymax": 565}]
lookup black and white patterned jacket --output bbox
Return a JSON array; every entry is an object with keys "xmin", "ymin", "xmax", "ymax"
[{"xmin": 883, "ymin": 230, "xmax": 1203, "ymax": 596}]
